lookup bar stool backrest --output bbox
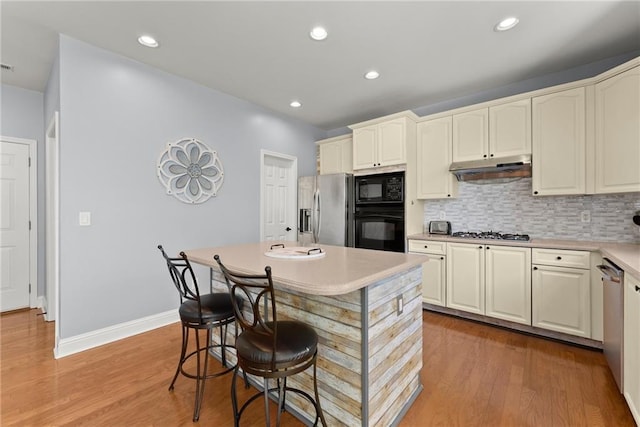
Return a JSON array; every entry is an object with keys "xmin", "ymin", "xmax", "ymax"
[
  {"xmin": 158, "ymin": 245, "xmax": 204, "ymax": 321},
  {"xmin": 214, "ymin": 255, "xmax": 278, "ymax": 366}
]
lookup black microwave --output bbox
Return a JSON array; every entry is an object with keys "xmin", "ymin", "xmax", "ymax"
[{"xmin": 355, "ymin": 172, "xmax": 404, "ymax": 205}]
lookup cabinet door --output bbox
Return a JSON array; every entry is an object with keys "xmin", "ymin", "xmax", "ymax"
[
  {"xmin": 378, "ymin": 119, "xmax": 406, "ymax": 167},
  {"xmin": 319, "ymin": 137, "xmax": 352, "ymax": 175},
  {"xmin": 532, "ymin": 87, "xmax": 586, "ymax": 195},
  {"xmin": 532, "ymin": 265, "xmax": 591, "ymax": 337},
  {"xmin": 624, "ymin": 274, "xmax": 640, "ymax": 424},
  {"xmin": 595, "ymin": 66, "xmax": 640, "ymax": 193},
  {"xmin": 485, "ymin": 246, "xmax": 531, "ymax": 325},
  {"xmin": 489, "ymin": 99, "xmax": 532, "ymax": 158},
  {"xmin": 452, "ymin": 109, "xmax": 488, "ymax": 162},
  {"xmin": 417, "ymin": 118, "xmax": 457, "ymax": 199},
  {"xmin": 421, "ymin": 254, "xmax": 446, "ymax": 306},
  {"xmin": 446, "ymin": 243, "xmax": 485, "ymax": 314},
  {"xmin": 352, "ymin": 126, "xmax": 378, "ymax": 170}
]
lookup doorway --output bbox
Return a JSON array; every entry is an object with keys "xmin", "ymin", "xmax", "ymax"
[
  {"xmin": 260, "ymin": 150, "xmax": 297, "ymax": 242},
  {"xmin": 45, "ymin": 112, "xmax": 59, "ymax": 323},
  {"xmin": 0, "ymin": 137, "xmax": 37, "ymax": 312}
]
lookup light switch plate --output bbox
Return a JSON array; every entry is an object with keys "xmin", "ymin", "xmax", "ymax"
[{"xmin": 79, "ymin": 211, "xmax": 91, "ymax": 226}]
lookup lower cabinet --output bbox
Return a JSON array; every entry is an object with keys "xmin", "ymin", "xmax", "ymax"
[
  {"xmin": 408, "ymin": 240, "xmax": 446, "ymax": 306},
  {"xmin": 532, "ymin": 248, "xmax": 591, "ymax": 338},
  {"xmin": 624, "ymin": 274, "xmax": 640, "ymax": 424},
  {"xmin": 446, "ymin": 242, "xmax": 531, "ymax": 323}
]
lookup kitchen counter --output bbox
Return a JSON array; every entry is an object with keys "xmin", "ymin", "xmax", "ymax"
[
  {"xmin": 408, "ymin": 233, "xmax": 640, "ymax": 278},
  {"xmin": 186, "ymin": 241, "xmax": 425, "ymax": 296},
  {"xmin": 185, "ymin": 242, "xmax": 425, "ymax": 426}
]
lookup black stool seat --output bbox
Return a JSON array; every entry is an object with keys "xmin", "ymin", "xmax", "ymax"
[
  {"xmin": 236, "ymin": 321, "xmax": 318, "ymax": 367},
  {"xmin": 179, "ymin": 292, "xmax": 235, "ymax": 324}
]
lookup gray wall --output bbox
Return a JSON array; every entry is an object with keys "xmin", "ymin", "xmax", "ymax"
[
  {"xmin": 422, "ymin": 179, "xmax": 640, "ymax": 243},
  {"xmin": 56, "ymin": 35, "xmax": 324, "ymax": 338},
  {"xmin": 0, "ymin": 84, "xmax": 46, "ymax": 294}
]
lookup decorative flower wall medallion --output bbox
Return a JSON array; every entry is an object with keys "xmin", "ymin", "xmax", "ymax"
[{"xmin": 157, "ymin": 138, "xmax": 224, "ymax": 204}]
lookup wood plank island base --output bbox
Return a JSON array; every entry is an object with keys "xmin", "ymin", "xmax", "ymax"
[{"xmin": 185, "ymin": 242, "xmax": 426, "ymax": 427}]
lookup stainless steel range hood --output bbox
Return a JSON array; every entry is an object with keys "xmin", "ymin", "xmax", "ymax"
[{"xmin": 449, "ymin": 154, "xmax": 532, "ymax": 182}]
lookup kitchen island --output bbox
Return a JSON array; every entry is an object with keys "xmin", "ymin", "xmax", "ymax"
[{"xmin": 185, "ymin": 242, "xmax": 426, "ymax": 427}]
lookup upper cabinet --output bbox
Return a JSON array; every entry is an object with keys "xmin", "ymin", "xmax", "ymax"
[
  {"xmin": 532, "ymin": 87, "xmax": 586, "ymax": 196},
  {"xmin": 350, "ymin": 112, "xmax": 417, "ymax": 170},
  {"xmin": 416, "ymin": 117, "xmax": 458, "ymax": 199},
  {"xmin": 594, "ymin": 65, "xmax": 640, "ymax": 194},
  {"xmin": 317, "ymin": 135, "xmax": 353, "ymax": 175},
  {"xmin": 452, "ymin": 99, "xmax": 531, "ymax": 162}
]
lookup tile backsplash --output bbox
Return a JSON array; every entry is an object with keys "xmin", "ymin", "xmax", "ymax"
[{"xmin": 422, "ymin": 178, "xmax": 640, "ymax": 243}]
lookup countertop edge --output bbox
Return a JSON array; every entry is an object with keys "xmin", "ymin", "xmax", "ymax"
[{"xmin": 408, "ymin": 234, "xmax": 640, "ymax": 278}]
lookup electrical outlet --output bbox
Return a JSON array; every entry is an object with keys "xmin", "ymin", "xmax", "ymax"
[
  {"xmin": 439, "ymin": 211, "xmax": 446, "ymax": 220},
  {"xmin": 396, "ymin": 295, "xmax": 403, "ymax": 315},
  {"xmin": 581, "ymin": 210, "xmax": 591, "ymax": 223}
]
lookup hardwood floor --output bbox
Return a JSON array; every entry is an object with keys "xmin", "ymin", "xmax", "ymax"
[{"xmin": 1, "ymin": 309, "xmax": 634, "ymax": 426}]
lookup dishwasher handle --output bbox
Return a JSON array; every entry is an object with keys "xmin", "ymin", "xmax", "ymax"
[{"xmin": 597, "ymin": 264, "xmax": 622, "ymax": 283}]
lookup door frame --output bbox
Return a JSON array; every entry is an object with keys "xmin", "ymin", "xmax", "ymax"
[
  {"xmin": 45, "ymin": 112, "xmax": 59, "ymax": 325},
  {"xmin": 259, "ymin": 150, "xmax": 297, "ymax": 241},
  {"xmin": 0, "ymin": 136, "xmax": 38, "ymax": 309}
]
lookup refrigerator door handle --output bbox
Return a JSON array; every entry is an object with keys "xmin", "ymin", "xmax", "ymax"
[
  {"xmin": 316, "ymin": 191, "xmax": 322, "ymax": 242},
  {"xmin": 312, "ymin": 189, "xmax": 320, "ymax": 243}
]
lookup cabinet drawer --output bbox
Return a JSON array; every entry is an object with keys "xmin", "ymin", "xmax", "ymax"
[
  {"xmin": 532, "ymin": 248, "xmax": 590, "ymax": 269},
  {"xmin": 408, "ymin": 240, "xmax": 447, "ymax": 255}
]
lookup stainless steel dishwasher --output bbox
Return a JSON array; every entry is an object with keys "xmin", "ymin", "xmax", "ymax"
[{"xmin": 597, "ymin": 258, "xmax": 624, "ymax": 392}]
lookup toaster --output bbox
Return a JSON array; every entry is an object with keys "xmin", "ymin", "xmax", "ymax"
[{"xmin": 429, "ymin": 220, "xmax": 452, "ymax": 235}]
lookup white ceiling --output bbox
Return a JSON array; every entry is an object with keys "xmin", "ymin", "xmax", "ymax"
[{"xmin": 2, "ymin": 1, "xmax": 639, "ymax": 130}]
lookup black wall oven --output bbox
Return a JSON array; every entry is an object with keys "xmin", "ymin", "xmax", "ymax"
[{"xmin": 354, "ymin": 172, "xmax": 405, "ymax": 253}]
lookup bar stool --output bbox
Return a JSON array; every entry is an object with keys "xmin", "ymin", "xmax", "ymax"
[
  {"xmin": 158, "ymin": 245, "xmax": 237, "ymax": 422},
  {"xmin": 214, "ymin": 254, "xmax": 327, "ymax": 427}
]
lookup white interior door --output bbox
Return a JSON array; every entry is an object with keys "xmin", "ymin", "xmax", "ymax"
[
  {"xmin": 260, "ymin": 150, "xmax": 297, "ymax": 242},
  {"xmin": 0, "ymin": 140, "xmax": 31, "ymax": 311}
]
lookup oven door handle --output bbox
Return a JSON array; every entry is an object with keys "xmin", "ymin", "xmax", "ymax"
[{"xmin": 355, "ymin": 213, "xmax": 404, "ymax": 220}]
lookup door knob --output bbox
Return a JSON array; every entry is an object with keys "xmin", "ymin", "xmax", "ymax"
[{"xmin": 286, "ymin": 227, "xmax": 292, "ymax": 232}]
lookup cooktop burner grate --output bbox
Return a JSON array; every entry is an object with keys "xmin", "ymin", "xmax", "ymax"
[{"xmin": 451, "ymin": 231, "xmax": 530, "ymax": 241}]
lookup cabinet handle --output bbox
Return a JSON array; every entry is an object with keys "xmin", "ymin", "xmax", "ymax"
[
  {"xmin": 533, "ymin": 266, "xmax": 538, "ymax": 270},
  {"xmin": 483, "ymin": 154, "xmax": 487, "ymax": 158},
  {"xmin": 556, "ymin": 256, "xmax": 562, "ymax": 260},
  {"xmin": 635, "ymin": 285, "xmax": 640, "ymax": 292},
  {"xmin": 447, "ymin": 194, "xmax": 451, "ymax": 197},
  {"xmin": 486, "ymin": 246, "xmax": 490, "ymax": 250},
  {"xmin": 478, "ymin": 245, "xmax": 483, "ymax": 249},
  {"xmin": 533, "ymin": 191, "xmax": 539, "ymax": 195},
  {"xmin": 440, "ymin": 256, "xmax": 444, "ymax": 260},
  {"xmin": 490, "ymin": 154, "xmax": 494, "ymax": 157},
  {"xmin": 424, "ymin": 245, "xmax": 428, "ymax": 248}
]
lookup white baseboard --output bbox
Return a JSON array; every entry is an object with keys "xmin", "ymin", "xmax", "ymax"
[{"xmin": 54, "ymin": 309, "xmax": 179, "ymax": 359}]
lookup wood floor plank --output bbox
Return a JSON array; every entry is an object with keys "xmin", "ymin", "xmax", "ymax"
[{"xmin": 1, "ymin": 309, "xmax": 635, "ymax": 426}]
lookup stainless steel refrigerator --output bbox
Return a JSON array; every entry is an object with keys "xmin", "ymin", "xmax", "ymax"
[{"xmin": 298, "ymin": 173, "xmax": 354, "ymax": 247}]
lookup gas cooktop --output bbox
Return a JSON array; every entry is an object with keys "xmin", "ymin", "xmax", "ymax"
[{"xmin": 451, "ymin": 231, "xmax": 530, "ymax": 242}]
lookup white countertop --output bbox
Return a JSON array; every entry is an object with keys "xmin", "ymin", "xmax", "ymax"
[
  {"xmin": 185, "ymin": 241, "xmax": 426, "ymax": 296},
  {"xmin": 408, "ymin": 233, "xmax": 640, "ymax": 278}
]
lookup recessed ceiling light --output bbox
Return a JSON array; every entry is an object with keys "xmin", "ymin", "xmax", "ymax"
[
  {"xmin": 309, "ymin": 26, "xmax": 328, "ymax": 41},
  {"xmin": 495, "ymin": 17, "xmax": 519, "ymax": 32},
  {"xmin": 290, "ymin": 101, "xmax": 302, "ymax": 108},
  {"xmin": 364, "ymin": 70, "xmax": 380, "ymax": 80},
  {"xmin": 138, "ymin": 35, "xmax": 159, "ymax": 48}
]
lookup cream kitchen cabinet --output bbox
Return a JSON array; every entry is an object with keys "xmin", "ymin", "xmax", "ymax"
[
  {"xmin": 409, "ymin": 240, "xmax": 447, "ymax": 306},
  {"xmin": 485, "ymin": 245, "xmax": 532, "ymax": 325},
  {"xmin": 532, "ymin": 248, "xmax": 591, "ymax": 338},
  {"xmin": 416, "ymin": 117, "xmax": 458, "ymax": 199},
  {"xmin": 447, "ymin": 243, "xmax": 531, "ymax": 322},
  {"xmin": 317, "ymin": 135, "xmax": 352, "ymax": 175},
  {"xmin": 452, "ymin": 99, "xmax": 531, "ymax": 162},
  {"xmin": 447, "ymin": 243, "xmax": 485, "ymax": 314},
  {"xmin": 594, "ymin": 65, "xmax": 640, "ymax": 194},
  {"xmin": 352, "ymin": 117, "xmax": 409, "ymax": 170},
  {"xmin": 532, "ymin": 87, "xmax": 586, "ymax": 196},
  {"xmin": 624, "ymin": 273, "xmax": 640, "ymax": 424}
]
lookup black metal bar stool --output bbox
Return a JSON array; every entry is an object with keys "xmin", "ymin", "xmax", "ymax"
[
  {"xmin": 158, "ymin": 245, "xmax": 237, "ymax": 422},
  {"xmin": 214, "ymin": 254, "xmax": 327, "ymax": 427}
]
